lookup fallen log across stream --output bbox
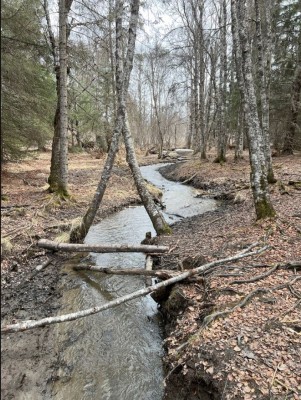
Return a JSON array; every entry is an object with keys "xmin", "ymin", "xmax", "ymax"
[
  {"xmin": 73, "ymin": 265, "xmax": 174, "ymax": 279},
  {"xmin": 38, "ymin": 239, "xmax": 169, "ymax": 254},
  {"xmin": 1, "ymin": 243, "xmax": 268, "ymax": 334}
]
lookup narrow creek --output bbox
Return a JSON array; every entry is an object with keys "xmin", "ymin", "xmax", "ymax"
[{"xmin": 53, "ymin": 163, "xmax": 216, "ymax": 400}]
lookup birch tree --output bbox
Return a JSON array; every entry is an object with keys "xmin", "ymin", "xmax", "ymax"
[
  {"xmin": 254, "ymin": 0, "xmax": 276, "ymax": 183},
  {"xmin": 215, "ymin": 0, "xmax": 228, "ymax": 163},
  {"xmin": 233, "ymin": 0, "xmax": 275, "ymax": 219},
  {"xmin": 70, "ymin": 0, "xmax": 170, "ymax": 242}
]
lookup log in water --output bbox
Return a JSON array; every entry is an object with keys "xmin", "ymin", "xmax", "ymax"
[{"xmin": 52, "ymin": 164, "xmax": 216, "ymax": 400}]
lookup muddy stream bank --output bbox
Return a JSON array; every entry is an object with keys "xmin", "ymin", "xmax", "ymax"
[
  {"xmin": 52, "ymin": 163, "xmax": 216, "ymax": 400},
  {"xmin": 2, "ymin": 162, "xmax": 217, "ymax": 400}
]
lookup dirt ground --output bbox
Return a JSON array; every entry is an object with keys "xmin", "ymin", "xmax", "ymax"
[
  {"xmin": 151, "ymin": 152, "xmax": 301, "ymax": 400},
  {"xmin": 1, "ymin": 149, "xmax": 301, "ymax": 399},
  {"xmin": 1, "ymin": 148, "xmax": 156, "ymax": 399}
]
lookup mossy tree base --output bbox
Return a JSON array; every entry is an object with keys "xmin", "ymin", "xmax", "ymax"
[
  {"xmin": 157, "ymin": 224, "xmax": 172, "ymax": 236},
  {"xmin": 69, "ymin": 221, "xmax": 87, "ymax": 243},
  {"xmin": 255, "ymin": 199, "xmax": 276, "ymax": 220},
  {"xmin": 47, "ymin": 185, "xmax": 70, "ymax": 202},
  {"xmin": 214, "ymin": 155, "xmax": 227, "ymax": 164}
]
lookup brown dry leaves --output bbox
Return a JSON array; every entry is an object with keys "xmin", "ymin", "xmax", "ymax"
[{"xmin": 158, "ymin": 152, "xmax": 301, "ymax": 399}]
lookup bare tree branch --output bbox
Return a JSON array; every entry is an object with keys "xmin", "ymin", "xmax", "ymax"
[{"xmin": 1, "ymin": 244, "xmax": 268, "ymax": 334}]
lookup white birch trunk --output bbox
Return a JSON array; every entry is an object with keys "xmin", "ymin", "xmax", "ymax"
[
  {"xmin": 122, "ymin": 116, "xmax": 171, "ymax": 234},
  {"xmin": 216, "ymin": 0, "xmax": 227, "ymax": 163},
  {"xmin": 254, "ymin": 0, "xmax": 275, "ymax": 183},
  {"xmin": 70, "ymin": 0, "xmax": 141, "ymax": 242},
  {"xmin": 235, "ymin": 0, "xmax": 275, "ymax": 219}
]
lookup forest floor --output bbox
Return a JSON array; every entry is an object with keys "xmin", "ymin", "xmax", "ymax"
[
  {"xmin": 152, "ymin": 153, "xmax": 301, "ymax": 400},
  {"xmin": 1, "ymin": 149, "xmax": 301, "ymax": 399},
  {"xmin": 0, "ymin": 148, "xmax": 157, "ymax": 400}
]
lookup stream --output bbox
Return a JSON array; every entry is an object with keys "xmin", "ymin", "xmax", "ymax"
[{"xmin": 53, "ymin": 163, "xmax": 216, "ymax": 400}]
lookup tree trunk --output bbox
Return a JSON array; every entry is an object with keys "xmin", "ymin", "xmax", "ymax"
[
  {"xmin": 70, "ymin": 0, "xmax": 140, "ymax": 242},
  {"xmin": 235, "ymin": 103, "xmax": 244, "ymax": 160},
  {"xmin": 43, "ymin": 0, "xmax": 60, "ymax": 191},
  {"xmin": 187, "ymin": 61, "xmax": 194, "ymax": 149},
  {"xmin": 254, "ymin": 0, "xmax": 276, "ymax": 183},
  {"xmin": 198, "ymin": 2, "xmax": 206, "ymax": 159},
  {"xmin": 44, "ymin": 0, "xmax": 73, "ymax": 195},
  {"xmin": 192, "ymin": 43, "xmax": 200, "ymax": 153},
  {"xmin": 57, "ymin": 0, "xmax": 69, "ymax": 197},
  {"xmin": 231, "ymin": 0, "xmax": 245, "ymax": 161},
  {"xmin": 123, "ymin": 115, "xmax": 171, "ymax": 234},
  {"xmin": 38, "ymin": 239, "xmax": 168, "ymax": 253},
  {"xmin": 48, "ymin": 74, "xmax": 61, "ymax": 191},
  {"xmin": 282, "ymin": 65, "xmax": 301, "ymax": 155},
  {"xmin": 215, "ymin": 0, "xmax": 227, "ymax": 163},
  {"xmin": 235, "ymin": 0, "xmax": 275, "ymax": 219}
]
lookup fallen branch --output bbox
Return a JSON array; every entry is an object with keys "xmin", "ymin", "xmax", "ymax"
[
  {"xmin": 272, "ymin": 276, "xmax": 301, "ymax": 291},
  {"xmin": 73, "ymin": 265, "xmax": 174, "ymax": 279},
  {"xmin": 274, "ymin": 379, "xmax": 299, "ymax": 395},
  {"xmin": 16, "ymin": 257, "xmax": 55, "ymax": 290},
  {"xmin": 229, "ymin": 264, "xmax": 279, "ymax": 285},
  {"xmin": 1, "ymin": 244, "xmax": 268, "ymax": 333},
  {"xmin": 38, "ymin": 239, "xmax": 169, "ymax": 254},
  {"xmin": 277, "ymin": 300, "xmax": 301, "ymax": 321},
  {"xmin": 1, "ymin": 204, "xmax": 31, "ymax": 209},
  {"xmin": 182, "ymin": 173, "xmax": 197, "ymax": 184},
  {"xmin": 202, "ymin": 288, "xmax": 269, "ymax": 327},
  {"xmin": 3, "ymin": 225, "xmax": 32, "ymax": 238}
]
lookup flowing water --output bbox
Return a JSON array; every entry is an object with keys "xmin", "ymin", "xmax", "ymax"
[{"xmin": 53, "ymin": 163, "xmax": 216, "ymax": 400}]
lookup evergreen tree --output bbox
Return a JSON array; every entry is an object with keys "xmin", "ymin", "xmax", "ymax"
[{"xmin": 1, "ymin": 0, "xmax": 55, "ymax": 162}]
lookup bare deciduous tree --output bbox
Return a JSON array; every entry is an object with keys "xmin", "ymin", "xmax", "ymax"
[{"xmin": 233, "ymin": 0, "xmax": 275, "ymax": 219}]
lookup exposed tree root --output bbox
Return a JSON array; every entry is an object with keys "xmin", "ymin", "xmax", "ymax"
[
  {"xmin": 202, "ymin": 288, "xmax": 269, "ymax": 327},
  {"xmin": 229, "ymin": 263, "xmax": 279, "ymax": 285}
]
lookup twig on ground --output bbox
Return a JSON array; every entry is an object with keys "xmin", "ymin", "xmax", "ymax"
[
  {"xmin": 16, "ymin": 256, "xmax": 55, "ymax": 291},
  {"xmin": 276, "ymin": 300, "xmax": 301, "ymax": 321},
  {"xmin": 274, "ymin": 378, "xmax": 299, "ymax": 395},
  {"xmin": 182, "ymin": 173, "xmax": 197, "ymax": 184},
  {"xmin": 229, "ymin": 264, "xmax": 279, "ymax": 285},
  {"xmin": 269, "ymin": 363, "xmax": 280, "ymax": 396},
  {"xmin": 163, "ymin": 363, "xmax": 184, "ymax": 386},
  {"xmin": 202, "ymin": 288, "xmax": 269, "ymax": 327}
]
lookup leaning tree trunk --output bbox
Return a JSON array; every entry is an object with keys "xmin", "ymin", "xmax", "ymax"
[
  {"xmin": 254, "ymin": 0, "xmax": 276, "ymax": 183},
  {"xmin": 235, "ymin": 0, "xmax": 275, "ymax": 219},
  {"xmin": 123, "ymin": 115, "xmax": 171, "ymax": 235},
  {"xmin": 70, "ymin": 0, "xmax": 140, "ymax": 242},
  {"xmin": 282, "ymin": 65, "xmax": 301, "ymax": 155}
]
